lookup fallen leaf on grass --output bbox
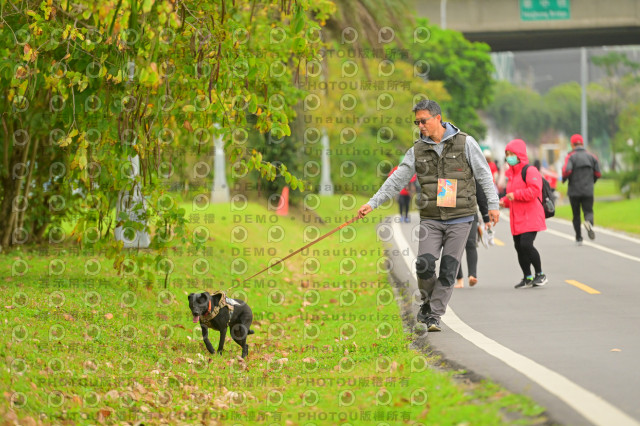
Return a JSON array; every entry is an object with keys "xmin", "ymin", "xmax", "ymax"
[
  {"xmin": 229, "ymin": 358, "xmax": 248, "ymax": 372},
  {"xmin": 104, "ymin": 313, "xmax": 113, "ymax": 320},
  {"xmin": 20, "ymin": 417, "xmax": 36, "ymax": 426},
  {"xmin": 97, "ymin": 408, "xmax": 112, "ymax": 422},
  {"xmin": 4, "ymin": 411, "xmax": 17, "ymax": 422},
  {"xmin": 105, "ymin": 390, "xmax": 119, "ymax": 400}
]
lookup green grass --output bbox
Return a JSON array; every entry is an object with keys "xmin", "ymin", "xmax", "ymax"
[
  {"xmin": 554, "ymin": 197, "xmax": 640, "ymax": 236},
  {"xmin": 1, "ymin": 196, "xmax": 546, "ymax": 425},
  {"xmin": 555, "ymin": 178, "xmax": 620, "ymax": 199}
]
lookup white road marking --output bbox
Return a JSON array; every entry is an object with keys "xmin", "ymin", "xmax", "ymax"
[
  {"xmin": 391, "ymin": 217, "xmax": 639, "ymax": 426},
  {"xmin": 545, "ymin": 228, "xmax": 640, "ymax": 263},
  {"xmin": 548, "ymin": 217, "xmax": 640, "ymax": 245},
  {"xmin": 502, "ymin": 212, "xmax": 640, "ymax": 264}
]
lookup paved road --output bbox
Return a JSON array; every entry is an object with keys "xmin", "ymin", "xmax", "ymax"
[{"xmin": 385, "ymin": 213, "xmax": 640, "ymax": 426}]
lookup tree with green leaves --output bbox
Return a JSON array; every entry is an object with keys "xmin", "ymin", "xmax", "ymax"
[
  {"xmin": 614, "ymin": 101, "xmax": 640, "ymax": 196},
  {"xmin": 405, "ymin": 18, "xmax": 495, "ymax": 140},
  {"xmin": 0, "ymin": 0, "xmax": 333, "ymax": 277},
  {"xmin": 590, "ymin": 51, "xmax": 640, "ymax": 170},
  {"xmin": 485, "ymin": 81, "xmax": 548, "ymax": 145}
]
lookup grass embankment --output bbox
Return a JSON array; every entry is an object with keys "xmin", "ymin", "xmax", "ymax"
[
  {"xmin": 554, "ymin": 197, "xmax": 640, "ymax": 235},
  {"xmin": 1, "ymin": 195, "xmax": 545, "ymax": 425}
]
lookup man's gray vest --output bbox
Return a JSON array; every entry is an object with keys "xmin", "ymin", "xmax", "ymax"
[{"xmin": 414, "ymin": 132, "xmax": 477, "ymax": 220}]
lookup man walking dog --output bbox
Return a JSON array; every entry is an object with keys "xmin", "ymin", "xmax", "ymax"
[{"xmin": 358, "ymin": 100, "xmax": 499, "ymax": 332}]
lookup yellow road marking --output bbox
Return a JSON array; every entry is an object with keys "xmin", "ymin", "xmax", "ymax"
[
  {"xmin": 493, "ymin": 238, "xmax": 505, "ymax": 246},
  {"xmin": 565, "ymin": 280, "xmax": 601, "ymax": 294}
]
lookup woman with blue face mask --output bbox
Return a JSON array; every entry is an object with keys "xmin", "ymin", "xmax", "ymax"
[{"xmin": 499, "ymin": 139, "xmax": 548, "ymax": 289}]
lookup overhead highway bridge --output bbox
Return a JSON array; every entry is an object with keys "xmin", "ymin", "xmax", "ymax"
[{"xmin": 417, "ymin": 0, "xmax": 640, "ymax": 51}]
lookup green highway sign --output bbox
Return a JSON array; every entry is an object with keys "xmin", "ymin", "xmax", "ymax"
[{"xmin": 520, "ymin": 0, "xmax": 570, "ymax": 21}]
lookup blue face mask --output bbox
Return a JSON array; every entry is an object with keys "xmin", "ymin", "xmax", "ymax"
[{"xmin": 506, "ymin": 155, "xmax": 519, "ymax": 166}]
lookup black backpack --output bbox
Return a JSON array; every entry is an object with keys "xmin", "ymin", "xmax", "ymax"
[{"xmin": 521, "ymin": 165, "xmax": 555, "ymax": 219}]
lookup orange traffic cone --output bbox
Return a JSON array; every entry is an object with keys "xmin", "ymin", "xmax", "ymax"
[{"xmin": 276, "ymin": 186, "xmax": 289, "ymax": 216}]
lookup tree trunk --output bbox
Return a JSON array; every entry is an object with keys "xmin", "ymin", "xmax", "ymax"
[
  {"xmin": 1, "ymin": 137, "xmax": 31, "ymax": 248},
  {"xmin": 17, "ymin": 137, "xmax": 40, "ymax": 235}
]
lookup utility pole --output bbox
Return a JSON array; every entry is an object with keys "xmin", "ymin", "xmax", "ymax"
[
  {"xmin": 581, "ymin": 47, "xmax": 588, "ymax": 147},
  {"xmin": 441, "ymin": 0, "xmax": 447, "ymax": 29}
]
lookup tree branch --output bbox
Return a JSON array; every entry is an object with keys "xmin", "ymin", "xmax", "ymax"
[
  {"xmin": 68, "ymin": 86, "xmax": 77, "ymax": 132},
  {"xmin": 1, "ymin": 115, "xmax": 9, "ymax": 177},
  {"xmin": 108, "ymin": 0, "xmax": 124, "ymax": 36}
]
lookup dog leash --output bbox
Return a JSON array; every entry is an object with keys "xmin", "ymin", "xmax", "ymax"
[{"xmin": 242, "ymin": 215, "xmax": 361, "ymax": 282}]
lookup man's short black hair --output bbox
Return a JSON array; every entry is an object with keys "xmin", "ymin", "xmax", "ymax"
[{"xmin": 412, "ymin": 99, "xmax": 441, "ymax": 117}]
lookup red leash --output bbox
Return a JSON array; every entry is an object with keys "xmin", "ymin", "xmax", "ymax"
[{"xmin": 243, "ymin": 215, "xmax": 361, "ymax": 282}]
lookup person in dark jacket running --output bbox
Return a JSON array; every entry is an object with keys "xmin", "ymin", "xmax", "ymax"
[{"xmin": 562, "ymin": 134, "xmax": 602, "ymax": 245}]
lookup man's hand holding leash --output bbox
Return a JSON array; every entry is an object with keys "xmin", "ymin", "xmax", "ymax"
[{"xmin": 358, "ymin": 204, "xmax": 372, "ymax": 218}]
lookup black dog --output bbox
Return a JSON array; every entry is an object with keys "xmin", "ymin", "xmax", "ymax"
[{"xmin": 188, "ymin": 291, "xmax": 254, "ymax": 358}]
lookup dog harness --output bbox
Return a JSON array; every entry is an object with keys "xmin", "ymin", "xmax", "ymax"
[{"xmin": 200, "ymin": 291, "xmax": 240, "ymax": 328}]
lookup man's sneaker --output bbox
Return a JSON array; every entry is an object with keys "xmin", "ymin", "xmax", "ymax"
[
  {"xmin": 514, "ymin": 277, "xmax": 533, "ymax": 289},
  {"xmin": 426, "ymin": 317, "xmax": 441, "ymax": 332},
  {"xmin": 532, "ymin": 273, "xmax": 548, "ymax": 287},
  {"xmin": 575, "ymin": 239, "xmax": 583, "ymax": 246},
  {"xmin": 417, "ymin": 301, "xmax": 431, "ymax": 323},
  {"xmin": 584, "ymin": 222, "xmax": 595, "ymax": 240}
]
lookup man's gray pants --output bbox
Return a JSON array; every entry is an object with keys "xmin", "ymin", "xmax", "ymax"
[{"xmin": 415, "ymin": 220, "xmax": 472, "ymax": 322}]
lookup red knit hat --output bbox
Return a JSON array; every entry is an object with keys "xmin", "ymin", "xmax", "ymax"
[{"xmin": 570, "ymin": 134, "xmax": 583, "ymax": 145}]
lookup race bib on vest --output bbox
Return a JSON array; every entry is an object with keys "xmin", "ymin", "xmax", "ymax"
[{"xmin": 437, "ymin": 178, "xmax": 457, "ymax": 207}]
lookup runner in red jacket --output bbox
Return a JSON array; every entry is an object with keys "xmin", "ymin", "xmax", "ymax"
[
  {"xmin": 499, "ymin": 139, "xmax": 548, "ymax": 289},
  {"xmin": 389, "ymin": 165, "xmax": 417, "ymax": 223}
]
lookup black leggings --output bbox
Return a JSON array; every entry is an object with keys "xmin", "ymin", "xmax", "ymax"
[
  {"xmin": 513, "ymin": 232, "xmax": 542, "ymax": 277},
  {"xmin": 398, "ymin": 194, "xmax": 410, "ymax": 218},
  {"xmin": 569, "ymin": 196, "xmax": 594, "ymax": 241},
  {"xmin": 457, "ymin": 215, "xmax": 478, "ymax": 279}
]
